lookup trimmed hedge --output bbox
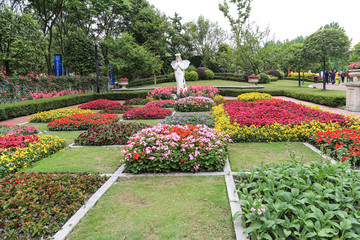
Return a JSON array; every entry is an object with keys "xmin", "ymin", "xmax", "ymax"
[
  {"xmin": 0, "ymin": 91, "xmax": 148, "ymax": 121},
  {"xmin": 219, "ymin": 89, "xmax": 346, "ymax": 107},
  {"xmin": 128, "ymin": 75, "xmax": 173, "ymax": 87},
  {"xmin": 214, "ymin": 73, "xmax": 247, "ymax": 82}
]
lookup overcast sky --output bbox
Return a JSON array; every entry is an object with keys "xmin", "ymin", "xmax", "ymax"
[{"xmin": 147, "ymin": 0, "xmax": 359, "ymax": 47}]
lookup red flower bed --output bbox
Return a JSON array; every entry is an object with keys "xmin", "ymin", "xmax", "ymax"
[
  {"xmin": 0, "ymin": 135, "xmax": 39, "ymax": 151},
  {"xmin": 224, "ymin": 100, "xmax": 348, "ymax": 126},
  {"xmin": 122, "ymin": 106, "xmax": 172, "ymax": 119},
  {"xmin": 312, "ymin": 129, "xmax": 360, "ymax": 163},
  {"xmin": 0, "ymin": 173, "xmax": 107, "ymax": 239},
  {"xmin": 48, "ymin": 113, "xmax": 119, "ymax": 131},
  {"xmin": 78, "ymin": 99, "xmax": 121, "ymax": 110}
]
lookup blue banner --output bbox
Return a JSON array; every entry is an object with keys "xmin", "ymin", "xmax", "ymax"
[
  {"xmin": 109, "ymin": 64, "xmax": 114, "ymax": 84},
  {"xmin": 54, "ymin": 55, "xmax": 61, "ymax": 76}
]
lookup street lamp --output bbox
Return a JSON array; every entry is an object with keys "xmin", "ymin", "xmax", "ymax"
[{"xmin": 95, "ymin": 41, "xmax": 100, "ymax": 93}]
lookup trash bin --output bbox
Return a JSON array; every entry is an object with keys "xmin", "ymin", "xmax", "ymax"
[{"xmin": 314, "ymin": 76, "xmax": 318, "ymax": 83}]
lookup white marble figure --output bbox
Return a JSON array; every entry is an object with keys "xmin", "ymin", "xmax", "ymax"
[{"xmin": 171, "ymin": 53, "xmax": 190, "ymax": 96}]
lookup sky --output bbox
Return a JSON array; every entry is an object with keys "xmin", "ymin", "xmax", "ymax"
[{"xmin": 147, "ymin": 0, "xmax": 359, "ymax": 47}]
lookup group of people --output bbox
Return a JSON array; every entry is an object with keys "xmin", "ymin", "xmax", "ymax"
[{"xmin": 324, "ymin": 70, "xmax": 353, "ymax": 85}]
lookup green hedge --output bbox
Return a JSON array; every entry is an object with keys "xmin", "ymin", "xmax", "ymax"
[
  {"xmin": 219, "ymin": 89, "xmax": 346, "ymax": 107},
  {"xmin": 0, "ymin": 91, "xmax": 148, "ymax": 121},
  {"xmin": 129, "ymin": 75, "xmax": 173, "ymax": 87},
  {"xmin": 214, "ymin": 73, "xmax": 247, "ymax": 82}
]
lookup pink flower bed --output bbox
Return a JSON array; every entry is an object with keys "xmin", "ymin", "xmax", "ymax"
[
  {"xmin": 23, "ymin": 89, "xmax": 87, "ymax": 101},
  {"xmin": 123, "ymin": 106, "xmax": 172, "ymax": 119},
  {"xmin": 0, "ymin": 134, "xmax": 39, "ymax": 150},
  {"xmin": 224, "ymin": 100, "xmax": 348, "ymax": 126},
  {"xmin": 79, "ymin": 99, "xmax": 121, "ymax": 110},
  {"xmin": 145, "ymin": 100, "xmax": 175, "ymax": 108},
  {"xmin": 147, "ymin": 85, "xmax": 219, "ymax": 100}
]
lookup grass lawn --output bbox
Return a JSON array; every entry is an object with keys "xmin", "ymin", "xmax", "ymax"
[
  {"xmin": 69, "ymin": 176, "xmax": 234, "ymax": 240},
  {"xmin": 121, "ymin": 119, "xmax": 163, "ymax": 126},
  {"xmin": 25, "ymin": 123, "xmax": 48, "ymax": 132},
  {"xmin": 136, "ymin": 80, "xmax": 345, "ymax": 97},
  {"xmin": 39, "ymin": 131, "xmax": 83, "ymax": 146},
  {"xmin": 229, "ymin": 142, "xmax": 323, "ymax": 171},
  {"xmin": 22, "ymin": 147, "xmax": 121, "ymax": 174}
]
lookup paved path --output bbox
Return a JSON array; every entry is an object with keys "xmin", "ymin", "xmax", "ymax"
[{"xmin": 311, "ymin": 83, "xmax": 347, "ymax": 91}]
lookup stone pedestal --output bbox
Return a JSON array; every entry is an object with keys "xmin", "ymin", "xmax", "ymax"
[
  {"xmin": 248, "ymin": 78, "xmax": 259, "ymax": 86},
  {"xmin": 345, "ymin": 83, "xmax": 360, "ymax": 112}
]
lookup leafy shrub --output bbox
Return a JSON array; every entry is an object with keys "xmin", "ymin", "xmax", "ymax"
[
  {"xmin": 213, "ymin": 95, "xmax": 225, "ymax": 101},
  {"xmin": 187, "ymin": 65, "xmax": 197, "ymax": 72},
  {"xmin": 123, "ymin": 106, "xmax": 172, "ymax": 119},
  {"xmin": 100, "ymin": 104, "xmax": 134, "ymax": 114},
  {"xmin": 259, "ymin": 73, "xmax": 270, "ymax": 83},
  {"xmin": 235, "ymin": 160, "xmax": 360, "ymax": 239},
  {"xmin": 79, "ymin": 99, "xmax": 121, "ymax": 110},
  {"xmin": 279, "ymin": 71, "xmax": 285, "ymax": 79},
  {"xmin": 145, "ymin": 100, "xmax": 175, "ymax": 108},
  {"xmin": 205, "ymin": 70, "xmax": 215, "ymax": 80},
  {"xmin": 124, "ymin": 98, "xmax": 149, "ymax": 105},
  {"xmin": 48, "ymin": 113, "xmax": 119, "ymax": 131},
  {"xmin": 195, "ymin": 68, "xmax": 206, "ymax": 80},
  {"xmin": 237, "ymin": 92, "xmax": 273, "ymax": 102},
  {"xmin": 0, "ymin": 125, "xmax": 39, "ymax": 136},
  {"xmin": 74, "ymin": 122, "xmax": 151, "ymax": 146},
  {"xmin": 0, "ymin": 135, "xmax": 66, "ymax": 176},
  {"xmin": 162, "ymin": 113, "xmax": 215, "ymax": 128},
  {"xmin": 121, "ymin": 124, "xmax": 232, "ymax": 173},
  {"xmin": 30, "ymin": 108, "xmax": 93, "ymax": 123},
  {"xmin": 269, "ymin": 76, "xmax": 278, "ymax": 81},
  {"xmin": 175, "ymin": 96, "xmax": 215, "ymax": 112},
  {"xmin": 0, "ymin": 172, "xmax": 107, "ymax": 239},
  {"xmin": 169, "ymin": 72, "xmax": 175, "ymax": 81},
  {"xmin": 188, "ymin": 71, "xmax": 199, "ymax": 81},
  {"xmin": 267, "ymin": 70, "xmax": 281, "ymax": 78}
]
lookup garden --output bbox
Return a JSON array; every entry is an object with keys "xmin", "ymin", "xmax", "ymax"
[{"xmin": 2, "ymin": 83, "xmax": 360, "ymax": 240}]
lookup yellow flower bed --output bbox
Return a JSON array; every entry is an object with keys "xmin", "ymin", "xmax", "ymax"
[
  {"xmin": 30, "ymin": 108, "xmax": 93, "ymax": 123},
  {"xmin": 213, "ymin": 95, "xmax": 225, "ymax": 101},
  {"xmin": 212, "ymin": 104, "xmax": 360, "ymax": 142},
  {"xmin": 288, "ymin": 72, "xmax": 317, "ymax": 78},
  {"xmin": 0, "ymin": 135, "xmax": 66, "ymax": 177},
  {"xmin": 237, "ymin": 92, "xmax": 273, "ymax": 102}
]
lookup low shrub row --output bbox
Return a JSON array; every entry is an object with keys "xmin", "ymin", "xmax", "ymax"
[
  {"xmin": 214, "ymin": 73, "xmax": 247, "ymax": 82},
  {"xmin": 128, "ymin": 75, "xmax": 172, "ymax": 87}
]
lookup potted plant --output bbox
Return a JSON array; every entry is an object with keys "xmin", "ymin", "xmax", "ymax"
[
  {"xmin": 117, "ymin": 77, "xmax": 128, "ymax": 89},
  {"xmin": 248, "ymin": 74, "xmax": 260, "ymax": 86},
  {"xmin": 348, "ymin": 61, "xmax": 360, "ymax": 78}
]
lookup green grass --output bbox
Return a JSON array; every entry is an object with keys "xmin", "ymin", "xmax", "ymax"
[
  {"xmin": 229, "ymin": 142, "xmax": 324, "ymax": 171},
  {"xmin": 25, "ymin": 123, "xmax": 48, "ymax": 132},
  {"xmin": 121, "ymin": 119, "xmax": 163, "ymax": 126},
  {"xmin": 69, "ymin": 176, "xmax": 234, "ymax": 240},
  {"xmin": 22, "ymin": 147, "xmax": 122, "ymax": 174},
  {"xmin": 39, "ymin": 131, "xmax": 83, "ymax": 146},
  {"xmin": 136, "ymin": 80, "xmax": 346, "ymax": 97}
]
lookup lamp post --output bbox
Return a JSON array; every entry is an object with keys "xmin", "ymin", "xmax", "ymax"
[{"xmin": 95, "ymin": 41, "xmax": 100, "ymax": 93}]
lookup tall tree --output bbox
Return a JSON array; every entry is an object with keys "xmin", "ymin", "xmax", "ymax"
[
  {"xmin": 184, "ymin": 16, "xmax": 226, "ymax": 68},
  {"xmin": 350, "ymin": 42, "xmax": 360, "ymax": 64},
  {"xmin": 319, "ymin": 21, "xmax": 345, "ymax": 32}
]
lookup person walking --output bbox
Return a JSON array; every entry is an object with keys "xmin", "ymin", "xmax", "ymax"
[
  {"xmin": 341, "ymin": 71, "xmax": 346, "ymax": 83},
  {"xmin": 325, "ymin": 70, "xmax": 329, "ymax": 84},
  {"xmin": 330, "ymin": 70, "xmax": 336, "ymax": 84},
  {"xmin": 346, "ymin": 71, "xmax": 351, "ymax": 82}
]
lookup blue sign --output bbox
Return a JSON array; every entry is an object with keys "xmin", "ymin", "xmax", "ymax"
[
  {"xmin": 54, "ymin": 55, "xmax": 61, "ymax": 76},
  {"xmin": 109, "ymin": 64, "xmax": 114, "ymax": 84}
]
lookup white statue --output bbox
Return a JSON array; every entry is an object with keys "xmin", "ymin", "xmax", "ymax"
[{"xmin": 171, "ymin": 53, "xmax": 190, "ymax": 96}]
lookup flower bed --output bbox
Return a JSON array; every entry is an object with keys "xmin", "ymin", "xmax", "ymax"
[
  {"xmin": 162, "ymin": 113, "xmax": 215, "ymax": 128},
  {"xmin": 0, "ymin": 172, "xmax": 107, "ymax": 239},
  {"xmin": 213, "ymin": 103, "xmax": 358, "ymax": 142},
  {"xmin": 99, "ymin": 104, "xmax": 135, "ymax": 114},
  {"xmin": 175, "ymin": 96, "xmax": 215, "ymax": 112},
  {"xmin": 25, "ymin": 89, "xmax": 87, "ymax": 101},
  {"xmin": 236, "ymin": 92, "xmax": 273, "ymax": 102},
  {"xmin": 0, "ymin": 135, "xmax": 66, "ymax": 177},
  {"xmin": 0, "ymin": 135, "xmax": 39, "ymax": 151},
  {"xmin": 123, "ymin": 98, "xmax": 148, "ymax": 105},
  {"xmin": 30, "ymin": 108, "xmax": 93, "ymax": 123},
  {"xmin": 74, "ymin": 122, "xmax": 151, "ymax": 146},
  {"xmin": 311, "ymin": 128, "xmax": 360, "ymax": 164},
  {"xmin": 78, "ymin": 99, "xmax": 121, "ymax": 110},
  {"xmin": 0, "ymin": 125, "xmax": 39, "ymax": 136},
  {"xmin": 48, "ymin": 113, "xmax": 119, "ymax": 131},
  {"xmin": 145, "ymin": 100, "xmax": 175, "ymax": 108},
  {"xmin": 147, "ymin": 85, "xmax": 219, "ymax": 100},
  {"xmin": 122, "ymin": 107, "xmax": 172, "ymax": 120},
  {"xmin": 121, "ymin": 124, "xmax": 232, "ymax": 173},
  {"xmin": 235, "ymin": 160, "xmax": 360, "ymax": 239}
]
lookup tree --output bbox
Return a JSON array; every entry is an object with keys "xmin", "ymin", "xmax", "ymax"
[
  {"xmin": 319, "ymin": 21, "xmax": 345, "ymax": 32},
  {"xmin": 349, "ymin": 42, "xmax": 360, "ymax": 64},
  {"xmin": 0, "ymin": 6, "xmax": 45, "ymax": 75},
  {"xmin": 209, "ymin": 43, "xmax": 235, "ymax": 72},
  {"xmin": 302, "ymin": 28, "xmax": 351, "ymax": 89},
  {"xmin": 184, "ymin": 16, "xmax": 226, "ymax": 68}
]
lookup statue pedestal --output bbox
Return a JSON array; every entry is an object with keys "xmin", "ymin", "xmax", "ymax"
[{"xmin": 345, "ymin": 83, "xmax": 360, "ymax": 112}]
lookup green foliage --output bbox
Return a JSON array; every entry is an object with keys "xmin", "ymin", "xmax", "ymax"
[
  {"xmin": 129, "ymin": 75, "xmax": 172, "ymax": 87},
  {"xmin": 185, "ymin": 71, "xmax": 199, "ymax": 81},
  {"xmin": 187, "ymin": 65, "xmax": 197, "ymax": 72},
  {"xmin": 214, "ymin": 73, "xmax": 247, "ymax": 82},
  {"xmin": 349, "ymin": 42, "xmax": 360, "ymax": 64},
  {"xmin": 236, "ymin": 160, "xmax": 360, "ymax": 239},
  {"xmin": 195, "ymin": 67, "xmax": 207, "ymax": 80},
  {"xmin": 209, "ymin": 43, "xmax": 235, "ymax": 72},
  {"xmin": 205, "ymin": 70, "xmax": 215, "ymax": 79},
  {"xmin": 259, "ymin": 73, "xmax": 270, "ymax": 83},
  {"xmin": 279, "ymin": 71, "xmax": 285, "ymax": 79}
]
